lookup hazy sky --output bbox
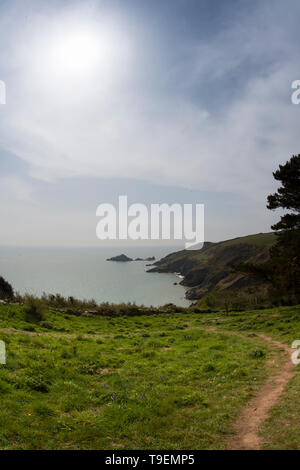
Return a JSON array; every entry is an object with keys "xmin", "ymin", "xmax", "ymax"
[{"xmin": 0, "ymin": 0, "xmax": 299, "ymax": 246}]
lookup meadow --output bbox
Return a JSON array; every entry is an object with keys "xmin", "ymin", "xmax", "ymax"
[{"xmin": 0, "ymin": 303, "xmax": 299, "ymax": 450}]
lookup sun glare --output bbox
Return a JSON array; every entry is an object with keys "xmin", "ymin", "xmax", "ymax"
[
  {"xmin": 39, "ymin": 23, "xmax": 122, "ymax": 82},
  {"xmin": 27, "ymin": 15, "xmax": 131, "ymax": 95},
  {"xmin": 53, "ymin": 31, "xmax": 102, "ymax": 74}
]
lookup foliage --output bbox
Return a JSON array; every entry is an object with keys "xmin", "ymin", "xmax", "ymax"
[
  {"xmin": 267, "ymin": 155, "xmax": 300, "ymax": 302},
  {"xmin": 24, "ymin": 295, "xmax": 47, "ymax": 322},
  {"xmin": 235, "ymin": 154, "xmax": 300, "ymax": 304},
  {"xmin": 0, "ymin": 276, "xmax": 14, "ymax": 300},
  {"xmin": 267, "ymin": 154, "xmax": 300, "ymax": 231},
  {"xmin": 197, "ymin": 289, "xmax": 268, "ymax": 313}
]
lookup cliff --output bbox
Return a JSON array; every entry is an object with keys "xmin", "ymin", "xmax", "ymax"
[{"xmin": 148, "ymin": 233, "xmax": 275, "ymax": 300}]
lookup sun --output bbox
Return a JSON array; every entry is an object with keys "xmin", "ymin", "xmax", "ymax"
[
  {"xmin": 52, "ymin": 30, "xmax": 103, "ymax": 74},
  {"xmin": 28, "ymin": 16, "xmax": 130, "ymax": 92},
  {"xmin": 38, "ymin": 22, "xmax": 121, "ymax": 82}
]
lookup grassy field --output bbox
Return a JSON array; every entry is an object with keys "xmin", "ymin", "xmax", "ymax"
[
  {"xmin": 261, "ymin": 372, "xmax": 300, "ymax": 450},
  {"xmin": 0, "ymin": 303, "xmax": 299, "ymax": 450}
]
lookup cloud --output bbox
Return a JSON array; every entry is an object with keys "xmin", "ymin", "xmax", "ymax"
[
  {"xmin": 0, "ymin": 176, "xmax": 34, "ymax": 202},
  {"xmin": 0, "ymin": 0, "xmax": 299, "ymax": 201}
]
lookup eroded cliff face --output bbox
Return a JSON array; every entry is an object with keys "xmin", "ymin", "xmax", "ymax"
[{"xmin": 148, "ymin": 233, "xmax": 275, "ymax": 300}]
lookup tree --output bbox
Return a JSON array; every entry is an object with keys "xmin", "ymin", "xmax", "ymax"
[
  {"xmin": 266, "ymin": 155, "xmax": 300, "ymax": 302},
  {"xmin": 235, "ymin": 154, "xmax": 300, "ymax": 304},
  {"xmin": 267, "ymin": 154, "xmax": 300, "ymax": 231}
]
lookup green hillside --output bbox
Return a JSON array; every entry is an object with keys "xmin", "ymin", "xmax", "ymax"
[
  {"xmin": 0, "ymin": 301, "xmax": 299, "ymax": 449},
  {"xmin": 149, "ymin": 233, "xmax": 276, "ymax": 300}
]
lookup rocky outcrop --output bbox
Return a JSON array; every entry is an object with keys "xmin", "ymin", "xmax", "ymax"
[
  {"xmin": 107, "ymin": 254, "xmax": 156, "ymax": 262},
  {"xmin": 106, "ymin": 254, "xmax": 133, "ymax": 262},
  {"xmin": 148, "ymin": 233, "xmax": 275, "ymax": 300}
]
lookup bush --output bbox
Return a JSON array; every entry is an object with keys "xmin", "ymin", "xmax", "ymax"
[
  {"xmin": 197, "ymin": 289, "xmax": 269, "ymax": 313},
  {"xmin": 0, "ymin": 276, "xmax": 14, "ymax": 299},
  {"xmin": 24, "ymin": 295, "xmax": 46, "ymax": 322}
]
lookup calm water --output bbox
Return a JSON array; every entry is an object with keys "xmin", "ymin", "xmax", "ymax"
[{"xmin": 0, "ymin": 246, "xmax": 190, "ymax": 307}]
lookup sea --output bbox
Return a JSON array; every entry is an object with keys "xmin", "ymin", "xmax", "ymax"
[{"xmin": 0, "ymin": 246, "xmax": 190, "ymax": 307}]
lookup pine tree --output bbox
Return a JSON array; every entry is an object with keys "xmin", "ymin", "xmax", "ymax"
[
  {"xmin": 267, "ymin": 154, "xmax": 300, "ymax": 302},
  {"xmin": 267, "ymin": 154, "xmax": 300, "ymax": 231},
  {"xmin": 234, "ymin": 154, "xmax": 300, "ymax": 304}
]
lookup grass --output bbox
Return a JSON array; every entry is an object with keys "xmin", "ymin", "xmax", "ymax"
[
  {"xmin": 220, "ymin": 232, "xmax": 275, "ymax": 248},
  {"xmin": 206, "ymin": 305, "xmax": 300, "ymax": 345},
  {"xmin": 260, "ymin": 372, "xmax": 300, "ymax": 450},
  {"xmin": 0, "ymin": 303, "xmax": 299, "ymax": 449}
]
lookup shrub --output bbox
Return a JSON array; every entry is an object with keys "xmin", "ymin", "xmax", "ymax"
[
  {"xmin": 24, "ymin": 295, "xmax": 46, "ymax": 322},
  {"xmin": 0, "ymin": 276, "xmax": 14, "ymax": 300},
  {"xmin": 198, "ymin": 289, "xmax": 268, "ymax": 313}
]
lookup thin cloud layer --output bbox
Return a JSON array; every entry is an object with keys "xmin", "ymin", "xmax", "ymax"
[
  {"xmin": 0, "ymin": 0, "xmax": 299, "ymax": 245},
  {"xmin": 0, "ymin": 0, "xmax": 299, "ymax": 197}
]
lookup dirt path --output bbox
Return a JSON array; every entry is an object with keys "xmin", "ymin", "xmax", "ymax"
[
  {"xmin": 0, "ymin": 325, "xmax": 296, "ymax": 449},
  {"xmin": 228, "ymin": 333, "xmax": 296, "ymax": 450}
]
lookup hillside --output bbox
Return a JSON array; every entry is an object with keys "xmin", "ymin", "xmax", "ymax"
[
  {"xmin": 148, "ymin": 233, "xmax": 276, "ymax": 300},
  {"xmin": 0, "ymin": 301, "xmax": 299, "ymax": 449}
]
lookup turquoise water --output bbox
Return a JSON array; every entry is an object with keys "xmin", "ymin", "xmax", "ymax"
[{"xmin": 0, "ymin": 246, "xmax": 190, "ymax": 307}]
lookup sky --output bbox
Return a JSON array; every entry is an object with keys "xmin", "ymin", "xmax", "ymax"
[{"xmin": 0, "ymin": 0, "xmax": 299, "ymax": 246}]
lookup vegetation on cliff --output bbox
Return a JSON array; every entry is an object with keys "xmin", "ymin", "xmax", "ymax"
[
  {"xmin": 150, "ymin": 153, "xmax": 300, "ymax": 306},
  {"xmin": 149, "ymin": 233, "xmax": 275, "ymax": 300}
]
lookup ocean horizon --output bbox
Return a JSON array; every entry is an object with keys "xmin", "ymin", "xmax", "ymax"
[{"xmin": 0, "ymin": 245, "xmax": 190, "ymax": 307}]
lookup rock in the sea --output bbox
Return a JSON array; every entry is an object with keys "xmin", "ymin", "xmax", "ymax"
[
  {"xmin": 107, "ymin": 254, "xmax": 156, "ymax": 262},
  {"xmin": 106, "ymin": 254, "xmax": 133, "ymax": 262}
]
